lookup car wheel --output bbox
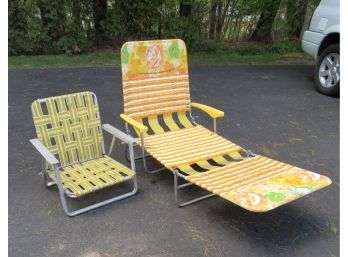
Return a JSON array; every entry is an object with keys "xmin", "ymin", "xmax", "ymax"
[{"xmin": 314, "ymin": 43, "xmax": 340, "ymax": 96}]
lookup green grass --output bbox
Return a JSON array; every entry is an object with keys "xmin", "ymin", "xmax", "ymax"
[
  {"xmin": 189, "ymin": 52, "xmax": 312, "ymax": 65},
  {"xmin": 9, "ymin": 43, "xmax": 313, "ymax": 69},
  {"xmin": 9, "ymin": 53, "xmax": 121, "ymax": 69},
  {"xmin": 189, "ymin": 42, "xmax": 313, "ymax": 65}
]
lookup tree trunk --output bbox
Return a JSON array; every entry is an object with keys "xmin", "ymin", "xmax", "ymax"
[
  {"xmin": 245, "ymin": 15, "xmax": 257, "ymax": 39},
  {"xmin": 286, "ymin": 0, "xmax": 309, "ymax": 39},
  {"xmin": 222, "ymin": 12, "xmax": 233, "ymax": 39},
  {"xmin": 235, "ymin": 17, "xmax": 242, "ymax": 41},
  {"xmin": 72, "ymin": 0, "xmax": 82, "ymax": 28},
  {"xmin": 215, "ymin": 1, "xmax": 223, "ymax": 40},
  {"xmin": 93, "ymin": 0, "xmax": 107, "ymax": 47},
  {"xmin": 179, "ymin": 0, "xmax": 193, "ymax": 18},
  {"xmin": 216, "ymin": 0, "xmax": 233, "ymax": 41},
  {"xmin": 221, "ymin": 0, "xmax": 237, "ymax": 40},
  {"xmin": 249, "ymin": 0, "xmax": 281, "ymax": 42},
  {"xmin": 209, "ymin": 0, "xmax": 217, "ymax": 39}
]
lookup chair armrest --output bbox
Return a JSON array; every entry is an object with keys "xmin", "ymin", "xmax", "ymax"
[
  {"xmin": 29, "ymin": 138, "xmax": 59, "ymax": 165},
  {"xmin": 191, "ymin": 102, "xmax": 224, "ymax": 119},
  {"xmin": 120, "ymin": 114, "xmax": 148, "ymax": 134},
  {"xmin": 102, "ymin": 124, "xmax": 136, "ymax": 144}
]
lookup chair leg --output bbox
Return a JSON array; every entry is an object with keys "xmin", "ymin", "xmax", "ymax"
[
  {"xmin": 173, "ymin": 170, "xmax": 215, "ymax": 207},
  {"xmin": 141, "ymin": 147, "xmax": 166, "ymax": 174},
  {"xmin": 124, "ymin": 143, "xmax": 151, "ymax": 162},
  {"xmin": 41, "ymin": 158, "xmax": 56, "ymax": 188},
  {"xmin": 117, "ymin": 137, "xmax": 163, "ymax": 173},
  {"xmin": 55, "ymin": 170, "xmax": 138, "ymax": 217}
]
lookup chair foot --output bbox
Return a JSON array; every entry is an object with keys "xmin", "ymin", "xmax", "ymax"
[
  {"xmin": 45, "ymin": 181, "xmax": 57, "ymax": 188},
  {"xmin": 41, "ymin": 170, "xmax": 57, "ymax": 188}
]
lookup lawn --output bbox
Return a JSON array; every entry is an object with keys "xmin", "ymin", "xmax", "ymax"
[{"xmin": 8, "ymin": 43, "xmax": 313, "ymax": 69}]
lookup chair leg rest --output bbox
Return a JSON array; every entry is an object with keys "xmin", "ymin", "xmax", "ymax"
[
  {"xmin": 173, "ymin": 171, "xmax": 215, "ymax": 207},
  {"xmin": 58, "ymin": 177, "xmax": 138, "ymax": 217}
]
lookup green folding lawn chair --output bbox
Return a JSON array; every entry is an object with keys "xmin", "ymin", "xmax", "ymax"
[
  {"xmin": 30, "ymin": 91, "xmax": 137, "ymax": 216},
  {"xmin": 115, "ymin": 39, "xmax": 332, "ymax": 212}
]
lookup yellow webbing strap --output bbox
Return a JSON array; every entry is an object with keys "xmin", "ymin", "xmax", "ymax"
[
  {"xmin": 163, "ymin": 113, "xmax": 180, "ymax": 131},
  {"xmin": 139, "ymin": 112, "xmax": 195, "ymax": 136},
  {"xmin": 49, "ymin": 156, "xmax": 135, "ymax": 197},
  {"xmin": 177, "ymin": 111, "xmax": 193, "ymax": 128},
  {"xmin": 229, "ymin": 152, "xmax": 243, "ymax": 160},
  {"xmin": 31, "ymin": 92, "xmax": 103, "ymax": 166},
  {"xmin": 177, "ymin": 164, "xmax": 200, "ymax": 175},
  {"xmin": 148, "ymin": 115, "xmax": 165, "ymax": 134},
  {"xmin": 179, "ymin": 152, "xmax": 246, "ymax": 176},
  {"xmin": 196, "ymin": 160, "xmax": 220, "ymax": 170},
  {"xmin": 212, "ymin": 152, "xmax": 244, "ymax": 163},
  {"xmin": 212, "ymin": 156, "xmax": 230, "ymax": 165}
]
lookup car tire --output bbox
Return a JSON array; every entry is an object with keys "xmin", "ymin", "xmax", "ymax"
[{"xmin": 314, "ymin": 43, "xmax": 340, "ymax": 96}]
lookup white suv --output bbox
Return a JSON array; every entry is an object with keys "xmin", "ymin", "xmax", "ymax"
[{"xmin": 302, "ymin": 0, "xmax": 340, "ymax": 96}]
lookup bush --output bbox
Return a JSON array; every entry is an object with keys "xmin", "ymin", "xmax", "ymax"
[
  {"xmin": 56, "ymin": 24, "xmax": 94, "ymax": 55},
  {"xmin": 8, "ymin": 0, "xmax": 42, "ymax": 55},
  {"xmin": 162, "ymin": 17, "xmax": 200, "ymax": 49}
]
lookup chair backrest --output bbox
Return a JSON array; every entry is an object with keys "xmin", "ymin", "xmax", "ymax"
[
  {"xmin": 31, "ymin": 91, "xmax": 104, "ymax": 167},
  {"xmin": 121, "ymin": 39, "xmax": 191, "ymax": 119}
]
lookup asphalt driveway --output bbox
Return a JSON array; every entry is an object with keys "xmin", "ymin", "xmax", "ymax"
[{"xmin": 8, "ymin": 65, "xmax": 339, "ymax": 257}]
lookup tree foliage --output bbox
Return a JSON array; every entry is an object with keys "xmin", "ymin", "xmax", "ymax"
[{"xmin": 8, "ymin": 0, "xmax": 320, "ymax": 55}]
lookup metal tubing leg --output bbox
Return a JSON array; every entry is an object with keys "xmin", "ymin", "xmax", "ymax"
[
  {"xmin": 173, "ymin": 170, "xmax": 215, "ymax": 207},
  {"xmin": 54, "ymin": 166, "xmax": 138, "ymax": 217},
  {"xmin": 122, "ymin": 123, "xmax": 151, "ymax": 162},
  {"xmin": 142, "ymin": 150, "xmax": 166, "ymax": 174},
  {"xmin": 109, "ymin": 134, "xmax": 149, "ymax": 161},
  {"xmin": 108, "ymin": 135, "xmax": 116, "ymax": 156},
  {"xmin": 42, "ymin": 158, "xmax": 56, "ymax": 188},
  {"xmin": 178, "ymin": 182, "xmax": 193, "ymax": 189},
  {"xmin": 140, "ymin": 136, "xmax": 166, "ymax": 174},
  {"xmin": 124, "ymin": 143, "xmax": 151, "ymax": 162}
]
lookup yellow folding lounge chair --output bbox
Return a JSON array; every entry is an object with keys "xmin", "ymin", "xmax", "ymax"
[
  {"xmin": 30, "ymin": 91, "xmax": 138, "ymax": 216},
  {"xmin": 116, "ymin": 39, "xmax": 331, "ymax": 212}
]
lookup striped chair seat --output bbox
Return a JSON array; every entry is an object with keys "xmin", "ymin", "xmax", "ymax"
[
  {"xmin": 49, "ymin": 156, "xmax": 135, "ymax": 197},
  {"xmin": 138, "ymin": 125, "xmax": 242, "ymax": 169}
]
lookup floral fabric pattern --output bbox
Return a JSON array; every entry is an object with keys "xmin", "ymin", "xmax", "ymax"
[{"xmin": 121, "ymin": 39, "xmax": 188, "ymax": 82}]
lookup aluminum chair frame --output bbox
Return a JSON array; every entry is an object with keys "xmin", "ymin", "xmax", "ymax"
[
  {"xmin": 30, "ymin": 93, "xmax": 138, "ymax": 217},
  {"xmin": 116, "ymin": 39, "xmax": 331, "ymax": 212},
  {"xmin": 114, "ymin": 110, "xmax": 223, "ymax": 207}
]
